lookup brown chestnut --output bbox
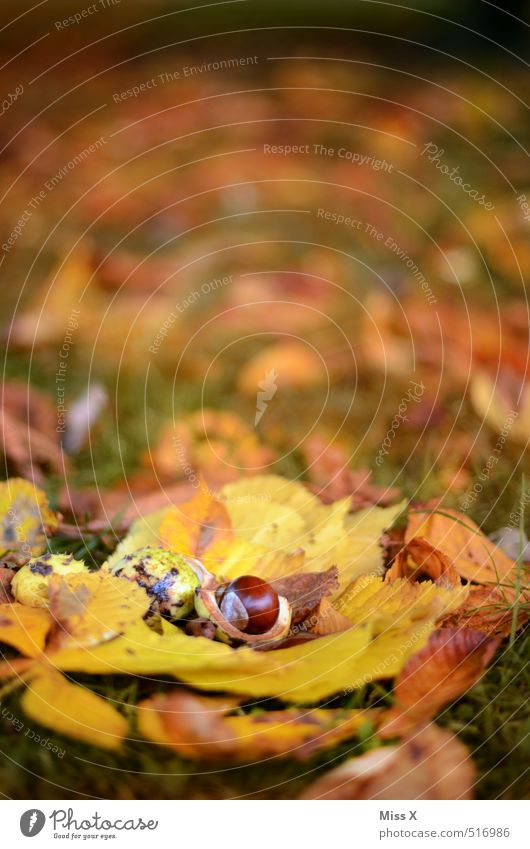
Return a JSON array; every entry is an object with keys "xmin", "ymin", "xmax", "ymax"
[{"xmin": 219, "ymin": 575, "xmax": 280, "ymax": 634}]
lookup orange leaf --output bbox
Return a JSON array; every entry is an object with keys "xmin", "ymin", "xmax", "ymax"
[
  {"xmin": 386, "ymin": 537, "xmax": 460, "ymax": 587},
  {"xmin": 160, "ymin": 486, "xmax": 233, "ymax": 567},
  {"xmin": 0, "ymin": 602, "xmax": 51, "ymax": 658},
  {"xmin": 380, "ymin": 628, "xmax": 499, "ymax": 737},
  {"xmin": 406, "ymin": 503, "xmax": 516, "ymax": 585}
]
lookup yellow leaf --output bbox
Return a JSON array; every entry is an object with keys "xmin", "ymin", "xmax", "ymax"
[
  {"xmin": 113, "ymin": 476, "xmax": 403, "ymax": 593},
  {"xmin": 0, "ymin": 479, "xmax": 58, "ymax": 565},
  {"xmin": 0, "ymin": 602, "xmax": 51, "ymax": 657},
  {"xmin": 48, "ymin": 571, "xmax": 150, "ymax": 648},
  {"xmin": 335, "ymin": 575, "xmax": 468, "ymax": 634},
  {"xmin": 138, "ymin": 690, "xmax": 373, "ymax": 762},
  {"xmin": 21, "ymin": 667, "xmax": 127, "ymax": 750}
]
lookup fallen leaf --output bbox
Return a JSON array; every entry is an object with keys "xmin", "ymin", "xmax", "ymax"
[
  {"xmin": 488, "ymin": 526, "xmax": 530, "ymax": 562},
  {"xmin": 379, "ymin": 628, "xmax": 499, "ymax": 737},
  {"xmin": 0, "ymin": 479, "xmax": 58, "ymax": 565},
  {"xmin": 62, "ymin": 383, "xmax": 108, "ymax": 454},
  {"xmin": 406, "ymin": 503, "xmax": 516, "ymax": 585},
  {"xmin": 440, "ymin": 584, "xmax": 529, "ymax": 638},
  {"xmin": 0, "ymin": 603, "xmax": 51, "ymax": 657},
  {"xmin": 49, "ymin": 575, "xmax": 465, "ymax": 703},
  {"xmin": 238, "ymin": 341, "xmax": 324, "ymax": 394},
  {"xmin": 302, "ymin": 596, "xmax": 353, "ymax": 636},
  {"xmin": 160, "ymin": 485, "xmax": 233, "ymax": 569},
  {"xmin": 138, "ymin": 690, "xmax": 373, "ymax": 762},
  {"xmin": 47, "ymin": 571, "xmax": 150, "ymax": 649},
  {"xmin": 0, "ymin": 567, "xmax": 14, "ymax": 602},
  {"xmin": 470, "ymin": 370, "xmax": 529, "ymax": 444},
  {"xmin": 334, "ymin": 574, "xmax": 467, "ymax": 633},
  {"xmin": 158, "ymin": 475, "xmax": 405, "ymax": 592},
  {"xmin": 300, "ymin": 724, "xmax": 475, "ymax": 799},
  {"xmin": 21, "ymin": 666, "xmax": 127, "ymax": 750}
]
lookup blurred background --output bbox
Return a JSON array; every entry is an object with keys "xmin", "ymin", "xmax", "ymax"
[{"xmin": 1, "ymin": 0, "xmax": 529, "ymax": 530}]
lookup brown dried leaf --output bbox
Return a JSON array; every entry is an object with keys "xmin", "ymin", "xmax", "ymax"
[
  {"xmin": 272, "ymin": 565, "xmax": 339, "ymax": 625},
  {"xmin": 386, "ymin": 537, "xmax": 461, "ymax": 587},
  {"xmin": 440, "ymin": 585, "xmax": 529, "ymax": 638},
  {"xmin": 0, "ymin": 567, "xmax": 14, "ymax": 602},
  {"xmin": 300, "ymin": 724, "xmax": 475, "ymax": 799},
  {"xmin": 305, "ymin": 597, "xmax": 353, "ymax": 636}
]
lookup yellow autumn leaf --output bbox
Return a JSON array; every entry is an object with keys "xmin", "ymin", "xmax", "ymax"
[
  {"xmin": 160, "ymin": 485, "xmax": 233, "ymax": 569},
  {"xmin": 156, "ymin": 474, "xmax": 404, "ymax": 593},
  {"xmin": 21, "ymin": 666, "xmax": 127, "ymax": 750},
  {"xmin": 49, "ymin": 576, "xmax": 464, "ymax": 703},
  {"xmin": 137, "ymin": 690, "xmax": 373, "ymax": 762},
  {"xmin": 47, "ymin": 570, "xmax": 150, "ymax": 648},
  {"xmin": 335, "ymin": 575, "xmax": 468, "ymax": 633},
  {"xmin": 0, "ymin": 478, "xmax": 58, "ymax": 565},
  {"xmin": 0, "ymin": 602, "xmax": 51, "ymax": 657}
]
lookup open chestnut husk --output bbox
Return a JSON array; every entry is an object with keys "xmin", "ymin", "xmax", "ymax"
[{"xmin": 195, "ymin": 573, "xmax": 291, "ymax": 645}]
